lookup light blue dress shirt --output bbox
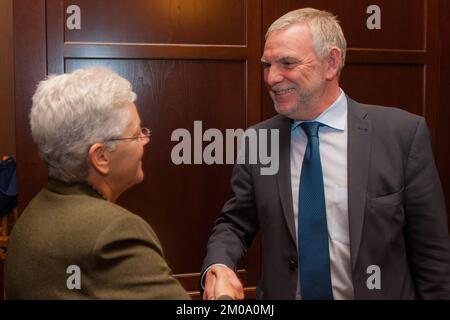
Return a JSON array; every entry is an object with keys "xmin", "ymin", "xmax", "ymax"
[{"xmin": 291, "ymin": 90, "xmax": 354, "ymax": 299}]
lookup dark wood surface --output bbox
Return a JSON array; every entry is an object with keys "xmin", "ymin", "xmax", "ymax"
[
  {"xmin": 63, "ymin": 0, "xmax": 247, "ymax": 45},
  {"xmin": 437, "ymin": 0, "xmax": 450, "ymax": 231},
  {"xmin": 0, "ymin": 0, "xmax": 14, "ymax": 301},
  {"xmin": 262, "ymin": 0, "xmax": 425, "ymax": 50},
  {"xmin": 13, "ymin": 0, "xmax": 48, "ymax": 213},
  {"xmin": 341, "ymin": 64, "xmax": 425, "ymax": 115},
  {"xmin": 0, "ymin": 0, "xmax": 15, "ymax": 158}
]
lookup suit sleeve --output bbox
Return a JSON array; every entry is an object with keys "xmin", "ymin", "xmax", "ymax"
[
  {"xmin": 201, "ymin": 158, "xmax": 259, "ymax": 274},
  {"xmin": 90, "ymin": 214, "xmax": 190, "ymax": 299},
  {"xmin": 404, "ymin": 117, "xmax": 450, "ymax": 299}
]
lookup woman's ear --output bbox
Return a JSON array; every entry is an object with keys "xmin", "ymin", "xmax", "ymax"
[
  {"xmin": 88, "ymin": 143, "xmax": 110, "ymax": 176},
  {"xmin": 325, "ymin": 47, "xmax": 342, "ymax": 80}
]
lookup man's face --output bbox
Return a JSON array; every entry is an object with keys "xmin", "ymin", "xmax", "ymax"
[{"xmin": 262, "ymin": 23, "xmax": 328, "ymax": 120}]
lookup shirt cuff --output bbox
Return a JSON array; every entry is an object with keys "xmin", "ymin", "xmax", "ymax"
[{"xmin": 200, "ymin": 263, "xmax": 231, "ymax": 290}]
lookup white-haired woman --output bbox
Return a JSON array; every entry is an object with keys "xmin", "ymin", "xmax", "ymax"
[{"xmin": 4, "ymin": 67, "xmax": 189, "ymax": 299}]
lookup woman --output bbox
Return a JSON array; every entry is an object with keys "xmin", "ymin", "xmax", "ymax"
[{"xmin": 4, "ymin": 67, "xmax": 189, "ymax": 299}]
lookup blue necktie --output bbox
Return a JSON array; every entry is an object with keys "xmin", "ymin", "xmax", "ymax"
[{"xmin": 298, "ymin": 121, "xmax": 333, "ymax": 300}]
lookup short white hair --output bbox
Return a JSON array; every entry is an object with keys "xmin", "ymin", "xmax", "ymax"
[
  {"xmin": 266, "ymin": 8, "xmax": 347, "ymax": 72},
  {"xmin": 30, "ymin": 67, "xmax": 137, "ymax": 183}
]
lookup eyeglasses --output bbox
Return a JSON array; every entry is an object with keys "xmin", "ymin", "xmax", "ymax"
[{"xmin": 106, "ymin": 127, "xmax": 151, "ymax": 142}]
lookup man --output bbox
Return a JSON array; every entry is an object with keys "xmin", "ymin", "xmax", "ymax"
[{"xmin": 201, "ymin": 8, "xmax": 450, "ymax": 299}]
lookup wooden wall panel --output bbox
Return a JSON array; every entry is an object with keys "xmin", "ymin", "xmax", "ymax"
[
  {"xmin": 13, "ymin": 1, "xmax": 48, "ymax": 210},
  {"xmin": 63, "ymin": 0, "xmax": 246, "ymax": 45},
  {"xmin": 3, "ymin": 0, "xmax": 47, "ymax": 300},
  {"xmin": 437, "ymin": 0, "xmax": 450, "ymax": 229},
  {"xmin": 0, "ymin": 0, "xmax": 14, "ymax": 301},
  {"xmin": 0, "ymin": 0, "xmax": 15, "ymax": 158},
  {"xmin": 341, "ymin": 64, "xmax": 425, "ymax": 115},
  {"xmin": 263, "ymin": 0, "xmax": 425, "ymax": 50}
]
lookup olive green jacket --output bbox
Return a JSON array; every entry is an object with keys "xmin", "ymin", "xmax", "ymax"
[{"xmin": 4, "ymin": 179, "xmax": 189, "ymax": 299}]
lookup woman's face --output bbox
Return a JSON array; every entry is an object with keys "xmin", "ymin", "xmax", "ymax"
[{"xmin": 107, "ymin": 103, "xmax": 149, "ymax": 193}]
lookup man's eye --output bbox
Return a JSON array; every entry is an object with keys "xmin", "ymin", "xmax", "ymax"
[
  {"xmin": 282, "ymin": 61, "xmax": 296, "ymax": 68},
  {"xmin": 262, "ymin": 63, "xmax": 271, "ymax": 69}
]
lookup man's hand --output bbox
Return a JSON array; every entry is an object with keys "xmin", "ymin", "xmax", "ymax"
[{"xmin": 203, "ymin": 265, "xmax": 244, "ymax": 300}]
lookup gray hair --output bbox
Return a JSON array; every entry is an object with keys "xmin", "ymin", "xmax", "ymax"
[
  {"xmin": 30, "ymin": 67, "xmax": 137, "ymax": 183},
  {"xmin": 266, "ymin": 8, "xmax": 347, "ymax": 72}
]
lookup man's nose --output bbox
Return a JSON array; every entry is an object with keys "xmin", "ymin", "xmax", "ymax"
[{"xmin": 265, "ymin": 65, "xmax": 283, "ymax": 86}]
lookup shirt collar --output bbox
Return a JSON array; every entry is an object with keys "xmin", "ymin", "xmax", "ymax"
[{"xmin": 291, "ymin": 89, "xmax": 347, "ymax": 131}]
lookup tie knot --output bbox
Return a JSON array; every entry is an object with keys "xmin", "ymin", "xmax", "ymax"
[{"xmin": 301, "ymin": 121, "xmax": 321, "ymax": 138}]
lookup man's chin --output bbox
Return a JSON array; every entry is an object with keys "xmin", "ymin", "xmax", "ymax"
[{"xmin": 274, "ymin": 103, "xmax": 296, "ymax": 117}]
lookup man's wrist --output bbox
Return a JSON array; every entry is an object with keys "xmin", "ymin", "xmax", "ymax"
[{"xmin": 200, "ymin": 263, "xmax": 231, "ymax": 290}]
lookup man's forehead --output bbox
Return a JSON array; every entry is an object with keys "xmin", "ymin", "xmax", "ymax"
[
  {"xmin": 261, "ymin": 44, "xmax": 303, "ymax": 61},
  {"xmin": 266, "ymin": 22, "xmax": 311, "ymax": 41},
  {"xmin": 262, "ymin": 25, "xmax": 313, "ymax": 60}
]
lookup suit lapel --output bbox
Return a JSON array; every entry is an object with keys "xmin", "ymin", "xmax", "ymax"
[
  {"xmin": 276, "ymin": 116, "xmax": 297, "ymax": 245},
  {"xmin": 347, "ymin": 97, "xmax": 372, "ymax": 271}
]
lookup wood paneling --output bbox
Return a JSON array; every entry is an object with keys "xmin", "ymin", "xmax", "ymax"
[
  {"xmin": 0, "ymin": 0, "xmax": 15, "ymax": 301},
  {"xmin": 437, "ymin": 0, "xmax": 450, "ymax": 229},
  {"xmin": 13, "ymin": 0, "xmax": 48, "ymax": 213},
  {"xmin": 341, "ymin": 64, "xmax": 425, "ymax": 115},
  {"xmin": 262, "ymin": 0, "xmax": 425, "ymax": 50},
  {"xmin": 4, "ymin": 0, "xmax": 47, "ymax": 300},
  {"xmin": 63, "ymin": 0, "xmax": 246, "ymax": 45},
  {"xmin": 0, "ymin": 0, "xmax": 15, "ymax": 158}
]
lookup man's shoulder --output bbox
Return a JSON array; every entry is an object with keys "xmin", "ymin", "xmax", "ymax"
[
  {"xmin": 348, "ymin": 97, "xmax": 429, "ymax": 148},
  {"xmin": 348, "ymin": 97, "xmax": 423, "ymax": 124}
]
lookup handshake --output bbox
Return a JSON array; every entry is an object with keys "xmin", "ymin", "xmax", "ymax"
[{"xmin": 203, "ymin": 265, "xmax": 245, "ymax": 300}]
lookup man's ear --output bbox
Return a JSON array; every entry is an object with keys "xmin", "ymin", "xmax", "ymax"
[
  {"xmin": 325, "ymin": 47, "xmax": 342, "ymax": 80},
  {"xmin": 88, "ymin": 143, "xmax": 110, "ymax": 176}
]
